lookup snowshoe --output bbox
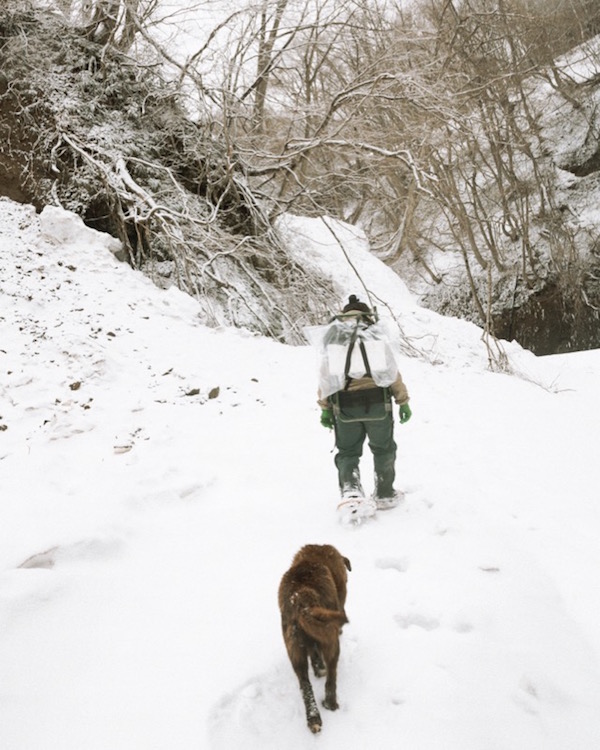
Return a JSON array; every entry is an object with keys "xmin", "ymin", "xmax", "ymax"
[
  {"xmin": 337, "ymin": 495, "xmax": 377, "ymax": 526},
  {"xmin": 372, "ymin": 490, "xmax": 404, "ymax": 511}
]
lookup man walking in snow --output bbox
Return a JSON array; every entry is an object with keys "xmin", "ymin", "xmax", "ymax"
[{"xmin": 318, "ymin": 295, "xmax": 411, "ymax": 523}]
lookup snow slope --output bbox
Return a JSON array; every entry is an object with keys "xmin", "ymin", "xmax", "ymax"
[{"xmin": 1, "ymin": 197, "xmax": 600, "ymax": 749}]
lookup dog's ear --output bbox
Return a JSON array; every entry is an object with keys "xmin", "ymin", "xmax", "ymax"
[{"xmin": 343, "ymin": 556, "xmax": 352, "ymax": 572}]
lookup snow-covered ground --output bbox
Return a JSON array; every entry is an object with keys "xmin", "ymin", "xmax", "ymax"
[{"xmin": 1, "ymin": 196, "xmax": 600, "ymax": 749}]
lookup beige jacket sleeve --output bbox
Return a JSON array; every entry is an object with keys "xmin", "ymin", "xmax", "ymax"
[{"xmin": 389, "ymin": 372, "xmax": 409, "ymax": 405}]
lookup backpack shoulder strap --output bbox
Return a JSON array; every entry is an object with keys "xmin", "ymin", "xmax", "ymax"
[
  {"xmin": 358, "ymin": 338, "xmax": 372, "ymax": 378},
  {"xmin": 343, "ymin": 321, "xmax": 372, "ymax": 389},
  {"xmin": 343, "ymin": 323, "xmax": 359, "ymax": 390}
]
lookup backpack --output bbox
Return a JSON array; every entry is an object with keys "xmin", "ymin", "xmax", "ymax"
[
  {"xmin": 304, "ymin": 314, "xmax": 399, "ymax": 399},
  {"xmin": 325, "ymin": 316, "xmax": 388, "ymax": 388}
]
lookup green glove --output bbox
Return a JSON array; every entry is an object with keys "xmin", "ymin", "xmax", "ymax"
[
  {"xmin": 399, "ymin": 403, "xmax": 412, "ymax": 424},
  {"xmin": 320, "ymin": 408, "xmax": 334, "ymax": 430}
]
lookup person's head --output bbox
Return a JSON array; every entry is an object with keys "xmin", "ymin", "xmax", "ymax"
[{"xmin": 340, "ymin": 295, "xmax": 375, "ymax": 324}]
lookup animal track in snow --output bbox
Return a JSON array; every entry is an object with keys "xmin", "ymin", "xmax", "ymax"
[
  {"xmin": 513, "ymin": 676, "xmax": 540, "ymax": 715},
  {"xmin": 375, "ymin": 557, "xmax": 410, "ymax": 573},
  {"xmin": 18, "ymin": 537, "xmax": 124, "ymax": 569},
  {"xmin": 393, "ymin": 612, "xmax": 474, "ymax": 633},
  {"xmin": 453, "ymin": 621, "xmax": 474, "ymax": 633},
  {"xmin": 394, "ymin": 613, "xmax": 440, "ymax": 631}
]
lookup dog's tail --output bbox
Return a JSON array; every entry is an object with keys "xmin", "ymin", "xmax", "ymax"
[{"xmin": 298, "ymin": 606, "xmax": 348, "ymax": 642}]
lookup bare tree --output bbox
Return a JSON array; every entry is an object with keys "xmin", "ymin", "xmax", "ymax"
[{"xmin": 18, "ymin": 0, "xmax": 600, "ymax": 351}]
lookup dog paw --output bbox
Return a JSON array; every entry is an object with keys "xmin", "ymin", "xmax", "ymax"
[
  {"xmin": 308, "ymin": 717, "xmax": 322, "ymax": 733},
  {"xmin": 322, "ymin": 697, "xmax": 339, "ymax": 711}
]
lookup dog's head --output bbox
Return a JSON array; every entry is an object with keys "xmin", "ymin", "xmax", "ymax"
[
  {"xmin": 293, "ymin": 544, "xmax": 350, "ymax": 571},
  {"xmin": 292, "ymin": 544, "xmax": 351, "ymax": 600}
]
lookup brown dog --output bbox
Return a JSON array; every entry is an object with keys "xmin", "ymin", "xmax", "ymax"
[{"xmin": 278, "ymin": 544, "xmax": 351, "ymax": 733}]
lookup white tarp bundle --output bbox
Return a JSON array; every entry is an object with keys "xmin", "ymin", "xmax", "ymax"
[{"xmin": 304, "ymin": 318, "xmax": 399, "ymax": 399}]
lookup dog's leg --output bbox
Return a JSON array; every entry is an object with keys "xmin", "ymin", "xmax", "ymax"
[
  {"xmin": 300, "ymin": 675, "xmax": 322, "ymax": 732},
  {"xmin": 282, "ymin": 619, "xmax": 323, "ymax": 732},
  {"xmin": 294, "ymin": 662, "xmax": 322, "ymax": 733},
  {"xmin": 321, "ymin": 641, "xmax": 341, "ymax": 711},
  {"xmin": 309, "ymin": 643, "xmax": 327, "ymax": 678}
]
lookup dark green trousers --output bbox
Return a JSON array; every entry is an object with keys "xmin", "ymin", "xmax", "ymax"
[{"xmin": 332, "ymin": 389, "xmax": 396, "ymax": 498}]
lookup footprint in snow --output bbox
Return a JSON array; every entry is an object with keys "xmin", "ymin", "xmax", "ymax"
[
  {"xmin": 513, "ymin": 676, "xmax": 540, "ymax": 715},
  {"xmin": 394, "ymin": 613, "xmax": 440, "ymax": 631},
  {"xmin": 393, "ymin": 612, "xmax": 474, "ymax": 634},
  {"xmin": 18, "ymin": 537, "xmax": 124, "ymax": 569},
  {"xmin": 375, "ymin": 557, "xmax": 410, "ymax": 573},
  {"xmin": 208, "ymin": 667, "xmax": 301, "ymax": 749}
]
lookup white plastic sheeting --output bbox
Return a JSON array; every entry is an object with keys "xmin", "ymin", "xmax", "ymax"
[{"xmin": 304, "ymin": 318, "xmax": 400, "ymax": 399}]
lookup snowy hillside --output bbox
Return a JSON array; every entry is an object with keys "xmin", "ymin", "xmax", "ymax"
[{"xmin": 1, "ymin": 196, "xmax": 600, "ymax": 749}]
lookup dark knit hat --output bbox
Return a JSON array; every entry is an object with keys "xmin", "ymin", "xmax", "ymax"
[{"xmin": 342, "ymin": 294, "xmax": 372, "ymax": 315}]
